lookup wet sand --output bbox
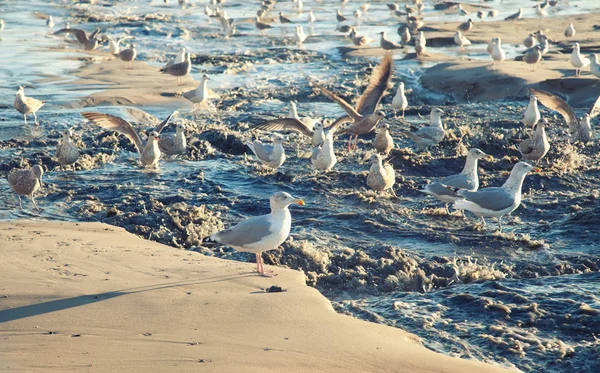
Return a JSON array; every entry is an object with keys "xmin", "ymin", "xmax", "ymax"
[{"xmin": 0, "ymin": 221, "xmax": 510, "ymax": 373}]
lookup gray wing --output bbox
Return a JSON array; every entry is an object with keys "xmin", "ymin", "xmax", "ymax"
[
  {"xmin": 310, "ymin": 80, "xmax": 362, "ymax": 121},
  {"xmin": 158, "ymin": 135, "xmax": 176, "ymax": 154},
  {"xmin": 588, "ymin": 95, "xmax": 600, "ymax": 120},
  {"xmin": 415, "ymin": 126, "xmax": 443, "ymax": 140},
  {"xmin": 89, "ymin": 28, "xmax": 101, "ymax": 40},
  {"xmin": 355, "ymin": 53, "xmax": 393, "ymax": 115},
  {"xmin": 54, "ymin": 28, "xmax": 88, "ymax": 43},
  {"xmin": 329, "ymin": 115, "xmax": 353, "ymax": 135},
  {"xmin": 153, "ymin": 110, "xmax": 179, "ymax": 134},
  {"xmin": 440, "ymin": 173, "xmax": 475, "ymax": 190},
  {"xmin": 518, "ymin": 139, "xmax": 534, "ymax": 156},
  {"xmin": 82, "ymin": 112, "xmax": 144, "ymax": 153},
  {"xmin": 424, "ymin": 182, "xmax": 462, "ymax": 198},
  {"xmin": 160, "ymin": 60, "xmax": 189, "ymax": 76},
  {"xmin": 460, "ymin": 188, "xmax": 515, "ymax": 211},
  {"xmin": 213, "ymin": 214, "xmax": 273, "ymax": 247},
  {"xmin": 252, "ymin": 141, "xmax": 274, "ymax": 160},
  {"xmin": 251, "ymin": 118, "xmax": 314, "ymax": 137},
  {"xmin": 529, "ymin": 88, "xmax": 579, "ymax": 130}
]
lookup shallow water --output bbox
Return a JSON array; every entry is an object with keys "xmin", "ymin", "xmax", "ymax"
[{"xmin": 1, "ymin": 0, "xmax": 600, "ymax": 372}]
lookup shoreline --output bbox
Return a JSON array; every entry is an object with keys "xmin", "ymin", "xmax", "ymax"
[{"xmin": 0, "ymin": 220, "xmax": 512, "ymax": 372}]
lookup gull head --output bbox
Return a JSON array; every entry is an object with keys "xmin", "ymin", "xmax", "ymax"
[
  {"xmin": 63, "ymin": 128, "xmax": 74, "ymax": 139},
  {"xmin": 314, "ymin": 122, "xmax": 323, "ymax": 131},
  {"xmin": 530, "ymin": 95, "xmax": 538, "ymax": 103},
  {"xmin": 16, "ymin": 86, "xmax": 24, "ymax": 95},
  {"xmin": 270, "ymin": 191, "xmax": 305, "ymax": 211},
  {"xmin": 369, "ymin": 153, "xmax": 382, "ymax": 164},
  {"xmin": 149, "ymin": 131, "xmax": 160, "ymax": 141},
  {"xmin": 431, "ymin": 108, "xmax": 444, "ymax": 117},
  {"xmin": 176, "ymin": 123, "xmax": 186, "ymax": 132},
  {"xmin": 468, "ymin": 148, "xmax": 491, "ymax": 160},
  {"xmin": 375, "ymin": 110, "xmax": 386, "ymax": 119},
  {"xmin": 398, "ymin": 81, "xmax": 405, "ymax": 90},
  {"xmin": 513, "ymin": 161, "xmax": 538, "ymax": 176},
  {"xmin": 573, "ymin": 42, "xmax": 580, "ymax": 51},
  {"xmin": 273, "ymin": 134, "xmax": 286, "ymax": 144},
  {"xmin": 202, "ymin": 74, "xmax": 210, "ymax": 81},
  {"xmin": 378, "ymin": 123, "xmax": 390, "ymax": 132}
]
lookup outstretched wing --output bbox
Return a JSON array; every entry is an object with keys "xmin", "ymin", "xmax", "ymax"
[
  {"xmin": 356, "ymin": 53, "xmax": 394, "ymax": 115},
  {"xmin": 122, "ymin": 107, "xmax": 160, "ymax": 125},
  {"xmin": 54, "ymin": 28, "xmax": 88, "ymax": 44},
  {"xmin": 153, "ymin": 110, "xmax": 179, "ymax": 134},
  {"xmin": 529, "ymin": 88, "xmax": 579, "ymax": 131},
  {"xmin": 588, "ymin": 95, "xmax": 600, "ymax": 120},
  {"xmin": 82, "ymin": 112, "xmax": 144, "ymax": 153},
  {"xmin": 251, "ymin": 118, "xmax": 314, "ymax": 137},
  {"xmin": 310, "ymin": 79, "xmax": 362, "ymax": 121}
]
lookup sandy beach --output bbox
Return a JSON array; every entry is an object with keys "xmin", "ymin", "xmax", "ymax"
[{"xmin": 0, "ymin": 221, "xmax": 510, "ymax": 372}]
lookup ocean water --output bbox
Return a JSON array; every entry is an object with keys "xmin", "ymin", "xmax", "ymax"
[{"xmin": 1, "ymin": 1, "xmax": 600, "ymax": 372}]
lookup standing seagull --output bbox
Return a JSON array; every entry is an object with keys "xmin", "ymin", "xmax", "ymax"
[
  {"xmin": 46, "ymin": 15, "xmax": 54, "ymax": 28},
  {"xmin": 8, "ymin": 165, "xmax": 44, "ymax": 210},
  {"xmin": 400, "ymin": 108, "xmax": 445, "ymax": 147},
  {"xmin": 373, "ymin": 123, "xmax": 394, "ymax": 156},
  {"xmin": 504, "ymin": 8, "xmax": 523, "ymax": 21},
  {"xmin": 160, "ymin": 51, "xmax": 191, "ymax": 85},
  {"xmin": 53, "ymin": 27, "xmax": 100, "ymax": 50},
  {"xmin": 523, "ymin": 45, "xmax": 543, "ymax": 71},
  {"xmin": 391, "ymin": 81, "xmax": 408, "ymax": 117},
  {"xmin": 421, "ymin": 148, "xmax": 490, "ymax": 213},
  {"xmin": 570, "ymin": 43, "xmax": 590, "ymax": 77},
  {"xmin": 245, "ymin": 134, "xmax": 287, "ymax": 169},
  {"xmin": 522, "ymin": 95, "xmax": 541, "ymax": 127},
  {"xmin": 56, "ymin": 128, "xmax": 80, "ymax": 171},
  {"xmin": 519, "ymin": 119, "xmax": 550, "ymax": 163},
  {"xmin": 183, "ymin": 74, "xmax": 210, "ymax": 109},
  {"xmin": 590, "ymin": 54, "xmax": 600, "ymax": 85},
  {"xmin": 564, "ymin": 23, "xmax": 575, "ymax": 38},
  {"xmin": 454, "ymin": 31, "xmax": 471, "ymax": 50},
  {"xmin": 159, "ymin": 123, "xmax": 187, "ymax": 159},
  {"xmin": 453, "ymin": 162, "xmax": 538, "ymax": 232},
  {"xmin": 311, "ymin": 130, "xmax": 337, "ymax": 172},
  {"xmin": 203, "ymin": 192, "xmax": 304, "ymax": 277},
  {"xmin": 367, "ymin": 154, "xmax": 395, "ymax": 195},
  {"xmin": 311, "ymin": 54, "xmax": 393, "ymax": 150},
  {"xmin": 14, "ymin": 86, "xmax": 44, "ymax": 125},
  {"xmin": 491, "ymin": 37, "xmax": 506, "ymax": 67},
  {"xmin": 82, "ymin": 111, "xmax": 178, "ymax": 168},
  {"xmin": 114, "ymin": 44, "xmax": 137, "ymax": 69},
  {"xmin": 457, "ymin": 19, "xmax": 473, "ymax": 32},
  {"xmin": 379, "ymin": 31, "xmax": 402, "ymax": 50}
]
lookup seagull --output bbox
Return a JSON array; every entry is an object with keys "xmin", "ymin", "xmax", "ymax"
[
  {"xmin": 570, "ymin": 43, "xmax": 590, "ymax": 77},
  {"xmin": 160, "ymin": 51, "xmax": 191, "ymax": 85},
  {"xmin": 311, "ymin": 54, "xmax": 393, "ymax": 151},
  {"xmin": 487, "ymin": 9, "xmax": 499, "ymax": 18},
  {"xmin": 336, "ymin": 10, "xmax": 347, "ymax": 22},
  {"xmin": 114, "ymin": 43, "xmax": 137, "ymax": 69},
  {"xmin": 535, "ymin": 4, "xmax": 547, "ymax": 17},
  {"xmin": 183, "ymin": 74, "xmax": 211, "ymax": 109},
  {"xmin": 417, "ymin": 31, "xmax": 426, "ymax": 47},
  {"xmin": 203, "ymin": 192, "xmax": 304, "ymax": 277},
  {"xmin": 522, "ymin": 95, "xmax": 541, "ymax": 127},
  {"xmin": 311, "ymin": 130, "xmax": 337, "ymax": 172},
  {"xmin": 102, "ymin": 35, "xmax": 129, "ymax": 55},
  {"xmin": 387, "ymin": 3, "xmax": 399, "ymax": 12},
  {"xmin": 421, "ymin": 148, "xmax": 490, "ymax": 213},
  {"xmin": 307, "ymin": 11, "xmax": 316, "ymax": 23},
  {"xmin": 457, "ymin": 4, "xmax": 469, "ymax": 16},
  {"xmin": 477, "ymin": 10, "xmax": 484, "ymax": 20},
  {"xmin": 457, "ymin": 19, "xmax": 473, "ymax": 32},
  {"xmin": 523, "ymin": 45, "xmax": 543, "ymax": 70},
  {"xmin": 578, "ymin": 114, "xmax": 593, "ymax": 144},
  {"xmin": 373, "ymin": 123, "xmax": 394, "ymax": 156},
  {"xmin": 367, "ymin": 154, "xmax": 396, "ymax": 195},
  {"xmin": 252, "ymin": 117, "xmax": 325, "ymax": 147},
  {"xmin": 486, "ymin": 38, "xmax": 495, "ymax": 55},
  {"xmin": 391, "ymin": 81, "xmax": 408, "ymax": 117},
  {"xmin": 415, "ymin": 39, "xmax": 426, "ymax": 57},
  {"xmin": 288, "ymin": 101, "xmax": 319, "ymax": 130},
  {"xmin": 491, "ymin": 37, "xmax": 506, "ymax": 67},
  {"xmin": 53, "ymin": 27, "xmax": 100, "ymax": 50},
  {"xmin": 82, "ymin": 111, "xmax": 178, "ymax": 169},
  {"xmin": 379, "ymin": 31, "xmax": 402, "ymax": 50},
  {"xmin": 453, "ymin": 162, "xmax": 538, "ymax": 232},
  {"xmin": 591, "ymin": 54, "xmax": 600, "ymax": 84},
  {"xmin": 8, "ymin": 165, "xmax": 44, "ymax": 210},
  {"xmin": 246, "ymin": 134, "xmax": 287, "ymax": 169},
  {"xmin": 399, "ymin": 27, "xmax": 411, "ymax": 45},
  {"xmin": 14, "ymin": 86, "xmax": 44, "ymax": 125},
  {"xmin": 294, "ymin": 26, "xmax": 307, "ymax": 44},
  {"xmin": 349, "ymin": 29, "xmax": 374, "ymax": 46},
  {"xmin": 255, "ymin": 16, "xmax": 272, "ymax": 32},
  {"xmin": 56, "ymin": 128, "xmax": 80, "ymax": 172},
  {"xmin": 46, "ymin": 15, "xmax": 54, "ymax": 28},
  {"xmin": 519, "ymin": 119, "xmax": 550, "ymax": 163},
  {"xmin": 538, "ymin": 35, "xmax": 550, "ymax": 55},
  {"xmin": 400, "ymin": 108, "xmax": 445, "ymax": 147},
  {"xmin": 454, "ymin": 31, "xmax": 471, "ymax": 50},
  {"xmin": 524, "ymin": 33, "xmax": 537, "ymax": 48},
  {"xmin": 0, "ymin": 19, "xmax": 5, "ymax": 31},
  {"xmin": 279, "ymin": 12, "xmax": 292, "ymax": 24},
  {"xmin": 504, "ymin": 8, "xmax": 523, "ymax": 21},
  {"xmin": 529, "ymin": 88, "xmax": 600, "ymax": 144},
  {"xmin": 159, "ymin": 122, "xmax": 187, "ymax": 159},
  {"xmin": 163, "ymin": 48, "xmax": 187, "ymax": 69},
  {"xmin": 564, "ymin": 23, "xmax": 575, "ymax": 38}
]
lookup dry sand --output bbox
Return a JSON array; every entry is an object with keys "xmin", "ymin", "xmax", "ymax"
[{"xmin": 0, "ymin": 221, "xmax": 511, "ymax": 373}]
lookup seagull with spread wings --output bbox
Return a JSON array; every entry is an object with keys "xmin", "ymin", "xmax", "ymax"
[
  {"xmin": 310, "ymin": 53, "xmax": 393, "ymax": 151},
  {"xmin": 82, "ymin": 111, "xmax": 178, "ymax": 168},
  {"xmin": 530, "ymin": 88, "xmax": 599, "ymax": 144},
  {"xmin": 54, "ymin": 27, "xmax": 100, "ymax": 50}
]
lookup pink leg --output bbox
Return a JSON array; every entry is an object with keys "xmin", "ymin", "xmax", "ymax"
[
  {"xmin": 255, "ymin": 253, "xmax": 261, "ymax": 273},
  {"xmin": 353, "ymin": 135, "xmax": 358, "ymax": 150},
  {"xmin": 257, "ymin": 252, "xmax": 274, "ymax": 277},
  {"xmin": 346, "ymin": 137, "xmax": 352, "ymax": 151}
]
